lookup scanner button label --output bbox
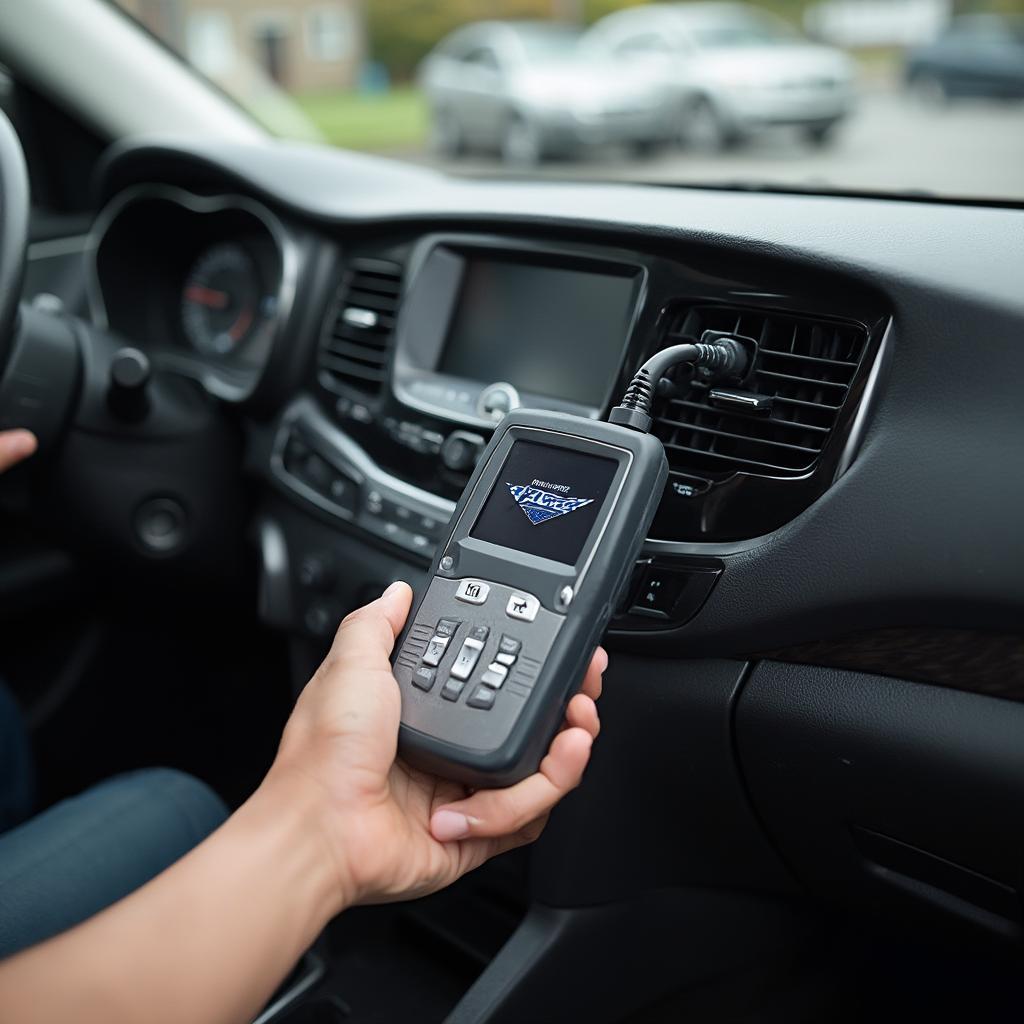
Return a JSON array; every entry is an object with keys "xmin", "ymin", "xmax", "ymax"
[
  {"xmin": 506, "ymin": 593, "xmax": 539, "ymax": 622},
  {"xmin": 455, "ymin": 580, "xmax": 490, "ymax": 605}
]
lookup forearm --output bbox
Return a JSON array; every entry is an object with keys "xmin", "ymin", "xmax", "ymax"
[{"xmin": 0, "ymin": 773, "xmax": 343, "ymax": 1024}]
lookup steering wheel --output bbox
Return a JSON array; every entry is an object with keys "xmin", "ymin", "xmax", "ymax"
[
  {"xmin": 0, "ymin": 108, "xmax": 248, "ymax": 576},
  {"xmin": 0, "ymin": 108, "xmax": 29, "ymax": 369}
]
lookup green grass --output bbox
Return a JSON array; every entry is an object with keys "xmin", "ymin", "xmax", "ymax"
[{"xmin": 292, "ymin": 87, "xmax": 429, "ymax": 152}]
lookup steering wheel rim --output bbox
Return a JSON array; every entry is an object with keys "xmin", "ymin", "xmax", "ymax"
[{"xmin": 0, "ymin": 107, "xmax": 29, "ymax": 370}]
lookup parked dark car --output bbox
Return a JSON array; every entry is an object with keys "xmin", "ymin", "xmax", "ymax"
[{"xmin": 905, "ymin": 14, "xmax": 1024, "ymax": 102}]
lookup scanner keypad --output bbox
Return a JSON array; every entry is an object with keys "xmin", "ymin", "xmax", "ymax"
[{"xmin": 414, "ymin": 614, "xmax": 525, "ymax": 711}]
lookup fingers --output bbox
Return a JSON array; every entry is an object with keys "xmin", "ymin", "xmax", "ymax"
[
  {"xmin": 0, "ymin": 430, "xmax": 37, "ymax": 474},
  {"xmin": 565, "ymin": 693, "xmax": 600, "ymax": 739},
  {"xmin": 329, "ymin": 581, "xmax": 412, "ymax": 672},
  {"xmin": 429, "ymin": 726, "xmax": 593, "ymax": 842},
  {"xmin": 580, "ymin": 646, "xmax": 607, "ymax": 701}
]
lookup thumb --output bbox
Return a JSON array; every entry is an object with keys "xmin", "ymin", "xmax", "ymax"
[
  {"xmin": 0, "ymin": 430, "xmax": 37, "ymax": 474},
  {"xmin": 330, "ymin": 581, "xmax": 413, "ymax": 673}
]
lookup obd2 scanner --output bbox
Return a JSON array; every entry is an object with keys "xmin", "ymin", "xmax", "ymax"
[{"xmin": 392, "ymin": 335, "xmax": 753, "ymax": 786}]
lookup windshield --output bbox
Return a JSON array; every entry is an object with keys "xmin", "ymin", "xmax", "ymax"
[{"xmin": 110, "ymin": 1, "xmax": 1024, "ymax": 204}]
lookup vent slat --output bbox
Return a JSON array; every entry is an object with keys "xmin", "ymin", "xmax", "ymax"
[
  {"xmin": 652, "ymin": 304, "xmax": 868, "ymax": 478},
  {"xmin": 660, "ymin": 414, "xmax": 827, "ymax": 451},
  {"xmin": 759, "ymin": 348, "xmax": 858, "ymax": 370},
  {"xmin": 755, "ymin": 368, "xmax": 849, "ymax": 391},
  {"xmin": 662, "ymin": 442, "xmax": 803, "ymax": 475},
  {"xmin": 318, "ymin": 258, "xmax": 403, "ymax": 396},
  {"xmin": 667, "ymin": 400, "xmax": 832, "ymax": 435}
]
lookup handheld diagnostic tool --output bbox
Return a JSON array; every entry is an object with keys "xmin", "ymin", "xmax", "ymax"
[
  {"xmin": 392, "ymin": 335, "xmax": 751, "ymax": 787},
  {"xmin": 392, "ymin": 409, "xmax": 667, "ymax": 787}
]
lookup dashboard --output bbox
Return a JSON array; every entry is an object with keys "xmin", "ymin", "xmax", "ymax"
[
  {"xmin": 53, "ymin": 135, "xmax": 1024, "ymax": 965},
  {"xmin": 87, "ymin": 140, "xmax": 1024, "ymax": 658}
]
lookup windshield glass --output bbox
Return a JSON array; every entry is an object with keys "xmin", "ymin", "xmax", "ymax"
[{"xmin": 110, "ymin": 1, "xmax": 1024, "ymax": 204}]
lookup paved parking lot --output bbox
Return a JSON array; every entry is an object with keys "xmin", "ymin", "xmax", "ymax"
[{"xmin": 411, "ymin": 91, "xmax": 1024, "ymax": 201}]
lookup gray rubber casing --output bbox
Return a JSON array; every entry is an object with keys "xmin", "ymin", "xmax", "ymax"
[{"xmin": 393, "ymin": 409, "xmax": 668, "ymax": 787}]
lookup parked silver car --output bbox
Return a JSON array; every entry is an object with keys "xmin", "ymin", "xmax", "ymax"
[
  {"xmin": 418, "ymin": 20, "xmax": 675, "ymax": 165},
  {"xmin": 585, "ymin": 2, "xmax": 857, "ymax": 149}
]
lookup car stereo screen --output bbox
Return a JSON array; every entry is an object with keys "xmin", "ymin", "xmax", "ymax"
[
  {"xmin": 439, "ymin": 258, "xmax": 636, "ymax": 407},
  {"xmin": 470, "ymin": 440, "xmax": 618, "ymax": 565}
]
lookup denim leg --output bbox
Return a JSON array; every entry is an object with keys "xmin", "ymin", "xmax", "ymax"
[
  {"xmin": 0, "ymin": 767, "xmax": 228, "ymax": 959},
  {"xmin": 0, "ymin": 681, "xmax": 33, "ymax": 833}
]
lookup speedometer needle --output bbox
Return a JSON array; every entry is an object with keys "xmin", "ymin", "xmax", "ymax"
[{"xmin": 184, "ymin": 284, "xmax": 230, "ymax": 309}]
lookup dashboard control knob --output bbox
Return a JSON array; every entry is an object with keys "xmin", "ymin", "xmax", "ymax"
[
  {"xmin": 297, "ymin": 552, "xmax": 337, "ymax": 592},
  {"xmin": 441, "ymin": 430, "xmax": 484, "ymax": 473},
  {"xmin": 108, "ymin": 347, "xmax": 151, "ymax": 421},
  {"xmin": 478, "ymin": 382, "xmax": 520, "ymax": 421}
]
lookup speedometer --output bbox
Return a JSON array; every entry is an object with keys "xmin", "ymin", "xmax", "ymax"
[{"xmin": 180, "ymin": 242, "xmax": 276, "ymax": 358}]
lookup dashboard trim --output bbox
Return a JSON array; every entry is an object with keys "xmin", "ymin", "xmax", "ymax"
[{"xmin": 85, "ymin": 183, "xmax": 301, "ymax": 402}]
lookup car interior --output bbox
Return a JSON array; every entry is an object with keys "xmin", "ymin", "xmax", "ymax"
[{"xmin": 0, "ymin": 3, "xmax": 1023, "ymax": 1022}]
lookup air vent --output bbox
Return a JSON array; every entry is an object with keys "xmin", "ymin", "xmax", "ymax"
[
  {"xmin": 653, "ymin": 305, "xmax": 869, "ymax": 477},
  {"xmin": 318, "ymin": 258, "xmax": 403, "ymax": 396}
]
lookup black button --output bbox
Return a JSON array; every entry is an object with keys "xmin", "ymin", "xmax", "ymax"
[
  {"xmin": 435, "ymin": 618, "xmax": 461, "ymax": 638},
  {"xmin": 469, "ymin": 625, "xmax": 490, "ymax": 643},
  {"xmin": 412, "ymin": 666, "xmax": 437, "ymax": 691},
  {"xmin": 628, "ymin": 566, "xmax": 721, "ymax": 623},
  {"xmin": 497, "ymin": 635, "xmax": 522, "ymax": 656},
  {"xmin": 441, "ymin": 678, "xmax": 466, "ymax": 702},
  {"xmin": 467, "ymin": 686, "xmax": 496, "ymax": 710}
]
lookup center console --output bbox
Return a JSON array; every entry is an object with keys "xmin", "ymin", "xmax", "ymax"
[{"xmin": 263, "ymin": 230, "xmax": 887, "ymax": 643}]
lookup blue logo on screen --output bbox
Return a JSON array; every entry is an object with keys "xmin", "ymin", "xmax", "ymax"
[{"xmin": 507, "ymin": 483, "xmax": 594, "ymax": 526}]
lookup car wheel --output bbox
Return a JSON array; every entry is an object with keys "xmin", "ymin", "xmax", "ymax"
[
  {"xmin": 501, "ymin": 115, "xmax": 544, "ymax": 168},
  {"xmin": 909, "ymin": 71, "xmax": 947, "ymax": 107},
  {"xmin": 680, "ymin": 97, "xmax": 739, "ymax": 151},
  {"xmin": 429, "ymin": 108, "xmax": 466, "ymax": 159}
]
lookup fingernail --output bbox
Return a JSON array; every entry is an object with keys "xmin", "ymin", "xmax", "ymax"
[
  {"xmin": 381, "ymin": 581, "xmax": 406, "ymax": 600},
  {"xmin": 431, "ymin": 809, "xmax": 471, "ymax": 842}
]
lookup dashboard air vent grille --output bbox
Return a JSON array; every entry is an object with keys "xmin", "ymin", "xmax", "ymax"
[
  {"xmin": 653, "ymin": 305, "xmax": 869, "ymax": 476},
  {"xmin": 319, "ymin": 258, "xmax": 403, "ymax": 396}
]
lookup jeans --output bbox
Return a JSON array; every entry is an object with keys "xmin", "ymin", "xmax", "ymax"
[{"xmin": 0, "ymin": 685, "xmax": 228, "ymax": 959}]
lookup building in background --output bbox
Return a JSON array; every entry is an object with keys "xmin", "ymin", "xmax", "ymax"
[{"xmin": 119, "ymin": 0, "xmax": 365, "ymax": 92}]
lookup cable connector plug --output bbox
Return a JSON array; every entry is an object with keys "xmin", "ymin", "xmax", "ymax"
[{"xmin": 609, "ymin": 332, "xmax": 756, "ymax": 433}]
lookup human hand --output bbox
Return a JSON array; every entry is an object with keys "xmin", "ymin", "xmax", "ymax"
[
  {"xmin": 268, "ymin": 581, "xmax": 604, "ymax": 911},
  {"xmin": 0, "ymin": 430, "xmax": 36, "ymax": 474}
]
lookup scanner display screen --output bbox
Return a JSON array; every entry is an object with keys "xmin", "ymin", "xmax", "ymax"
[{"xmin": 470, "ymin": 441, "xmax": 618, "ymax": 566}]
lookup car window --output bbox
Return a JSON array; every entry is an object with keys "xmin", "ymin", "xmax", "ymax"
[
  {"xmin": 107, "ymin": 1, "xmax": 1024, "ymax": 205},
  {"xmin": 690, "ymin": 14, "xmax": 799, "ymax": 48},
  {"xmin": 614, "ymin": 33, "xmax": 675, "ymax": 58},
  {"xmin": 461, "ymin": 46, "xmax": 501, "ymax": 72}
]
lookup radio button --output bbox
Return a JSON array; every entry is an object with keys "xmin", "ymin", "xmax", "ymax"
[
  {"xmin": 506, "ymin": 593, "xmax": 539, "ymax": 622},
  {"xmin": 450, "ymin": 637, "xmax": 485, "ymax": 680},
  {"xmin": 467, "ymin": 686, "xmax": 496, "ymax": 711},
  {"xmin": 422, "ymin": 635, "xmax": 451, "ymax": 667},
  {"xmin": 455, "ymin": 579, "xmax": 490, "ymax": 605}
]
